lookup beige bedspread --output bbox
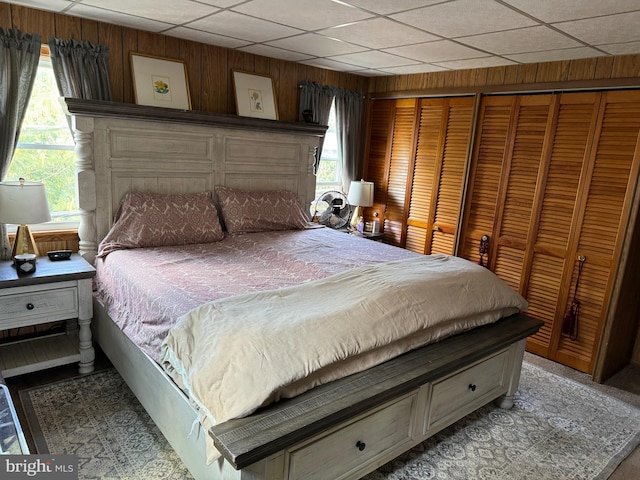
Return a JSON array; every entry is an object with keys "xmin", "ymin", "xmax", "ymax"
[{"xmin": 161, "ymin": 254, "xmax": 527, "ymax": 442}]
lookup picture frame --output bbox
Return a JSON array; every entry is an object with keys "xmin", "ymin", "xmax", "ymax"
[
  {"xmin": 232, "ymin": 70, "xmax": 279, "ymax": 120},
  {"xmin": 130, "ymin": 53, "xmax": 191, "ymax": 110}
]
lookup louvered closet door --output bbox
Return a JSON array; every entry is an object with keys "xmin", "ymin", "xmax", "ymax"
[
  {"xmin": 554, "ymin": 90, "xmax": 640, "ymax": 373},
  {"xmin": 405, "ymin": 97, "xmax": 474, "ymax": 255},
  {"xmin": 365, "ymin": 99, "xmax": 418, "ymax": 247},
  {"xmin": 524, "ymin": 93, "xmax": 600, "ymax": 361}
]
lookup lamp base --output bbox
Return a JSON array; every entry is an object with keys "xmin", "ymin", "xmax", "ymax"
[
  {"xmin": 11, "ymin": 224, "xmax": 40, "ymax": 260},
  {"xmin": 349, "ymin": 205, "xmax": 362, "ymax": 230}
]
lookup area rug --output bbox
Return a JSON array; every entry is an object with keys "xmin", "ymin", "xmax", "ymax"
[{"xmin": 19, "ymin": 362, "xmax": 640, "ymax": 480}]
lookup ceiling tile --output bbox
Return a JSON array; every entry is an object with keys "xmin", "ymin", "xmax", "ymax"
[
  {"xmin": 196, "ymin": 0, "xmax": 247, "ymax": 7},
  {"xmin": 342, "ymin": 0, "xmax": 443, "ymax": 15},
  {"xmin": 385, "ymin": 40, "xmax": 489, "ymax": 63},
  {"xmin": 267, "ymin": 33, "xmax": 367, "ymax": 57},
  {"xmin": 66, "ymin": 4, "xmax": 174, "ymax": 32},
  {"xmin": 378, "ymin": 63, "xmax": 447, "ymax": 75},
  {"xmin": 318, "ymin": 18, "xmax": 439, "ymax": 49},
  {"xmin": 3, "ymin": 0, "xmax": 71, "ymax": 12},
  {"xmin": 238, "ymin": 44, "xmax": 313, "ymax": 62},
  {"xmin": 505, "ymin": 46, "xmax": 605, "ymax": 64},
  {"xmin": 164, "ymin": 27, "xmax": 250, "ymax": 49},
  {"xmin": 598, "ymin": 41, "xmax": 640, "ymax": 56},
  {"xmin": 232, "ymin": 0, "xmax": 373, "ymax": 31},
  {"xmin": 329, "ymin": 50, "xmax": 419, "ymax": 69},
  {"xmin": 81, "ymin": 0, "xmax": 219, "ymax": 25},
  {"xmin": 458, "ymin": 26, "xmax": 582, "ymax": 55},
  {"xmin": 185, "ymin": 11, "xmax": 302, "ymax": 43},
  {"xmin": 391, "ymin": 0, "xmax": 538, "ymax": 38},
  {"xmin": 503, "ymin": 0, "xmax": 640, "ymax": 23},
  {"xmin": 433, "ymin": 56, "xmax": 517, "ymax": 70},
  {"xmin": 553, "ymin": 11, "xmax": 640, "ymax": 46},
  {"xmin": 299, "ymin": 57, "xmax": 366, "ymax": 72}
]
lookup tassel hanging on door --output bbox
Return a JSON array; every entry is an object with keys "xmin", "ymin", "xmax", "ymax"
[{"xmin": 561, "ymin": 255, "xmax": 586, "ymax": 341}]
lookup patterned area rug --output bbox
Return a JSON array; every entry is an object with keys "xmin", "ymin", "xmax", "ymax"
[{"xmin": 19, "ymin": 362, "xmax": 640, "ymax": 480}]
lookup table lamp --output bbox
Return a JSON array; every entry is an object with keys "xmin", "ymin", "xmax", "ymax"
[
  {"xmin": 0, "ymin": 178, "xmax": 51, "ymax": 259},
  {"xmin": 347, "ymin": 180, "xmax": 374, "ymax": 230}
]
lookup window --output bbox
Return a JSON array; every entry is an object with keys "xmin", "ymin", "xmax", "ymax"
[
  {"xmin": 6, "ymin": 52, "xmax": 79, "ymax": 230},
  {"xmin": 314, "ymin": 100, "xmax": 341, "ymax": 199}
]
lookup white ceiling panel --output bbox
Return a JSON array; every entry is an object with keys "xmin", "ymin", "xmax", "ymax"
[
  {"xmin": 553, "ymin": 11, "xmax": 640, "ymax": 46},
  {"xmin": 6, "ymin": 0, "xmax": 640, "ymax": 76},
  {"xmin": 503, "ymin": 0, "xmax": 640, "ymax": 23},
  {"xmin": 458, "ymin": 26, "xmax": 583, "ymax": 55},
  {"xmin": 231, "ymin": 0, "xmax": 373, "ymax": 31},
  {"xmin": 385, "ymin": 40, "xmax": 489, "ymax": 64},
  {"xmin": 390, "ymin": 0, "xmax": 538, "ymax": 38},
  {"xmin": 185, "ymin": 11, "xmax": 302, "ymax": 43},
  {"xmin": 318, "ymin": 18, "xmax": 439, "ymax": 50},
  {"xmin": 81, "ymin": 0, "xmax": 219, "ymax": 25},
  {"xmin": 267, "ymin": 33, "xmax": 366, "ymax": 58}
]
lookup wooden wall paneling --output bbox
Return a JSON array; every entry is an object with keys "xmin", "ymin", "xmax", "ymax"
[
  {"xmin": 137, "ymin": 31, "xmax": 166, "ymax": 57},
  {"xmin": 120, "ymin": 27, "xmax": 139, "ymax": 105},
  {"xmin": 100, "ymin": 23, "xmax": 124, "ymax": 102},
  {"xmin": 11, "ymin": 5, "xmax": 54, "ymax": 38},
  {"xmin": 272, "ymin": 58, "xmax": 297, "ymax": 121},
  {"xmin": 0, "ymin": 3, "xmax": 11, "ymax": 29},
  {"xmin": 178, "ymin": 39, "xmax": 202, "ymax": 111},
  {"xmin": 556, "ymin": 91, "xmax": 640, "ymax": 373},
  {"xmin": 535, "ymin": 60, "xmax": 570, "ymax": 83},
  {"xmin": 201, "ymin": 44, "xmax": 228, "ymax": 114},
  {"xmin": 53, "ymin": 12, "xmax": 82, "ymax": 40},
  {"xmin": 611, "ymin": 54, "xmax": 640, "ymax": 78},
  {"xmin": 80, "ymin": 18, "xmax": 99, "ymax": 44}
]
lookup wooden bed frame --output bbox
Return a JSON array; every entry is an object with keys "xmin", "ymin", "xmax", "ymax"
[{"xmin": 65, "ymin": 98, "xmax": 542, "ymax": 480}]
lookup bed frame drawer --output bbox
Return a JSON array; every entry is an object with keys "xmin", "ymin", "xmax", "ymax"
[
  {"xmin": 425, "ymin": 349, "xmax": 509, "ymax": 433},
  {"xmin": 285, "ymin": 392, "xmax": 418, "ymax": 480}
]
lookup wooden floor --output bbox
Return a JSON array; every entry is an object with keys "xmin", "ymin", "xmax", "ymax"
[{"xmin": 3, "ymin": 348, "xmax": 639, "ymax": 479}]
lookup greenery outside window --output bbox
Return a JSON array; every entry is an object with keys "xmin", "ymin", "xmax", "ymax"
[
  {"xmin": 314, "ymin": 100, "xmax": 341, "ymax": 199},
  {"xmin": 5, "ymin": 51, "xmax": 79, "ymax": 231}
]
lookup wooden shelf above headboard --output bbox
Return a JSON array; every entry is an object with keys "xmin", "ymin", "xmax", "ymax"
[{"xmin": 63, "ymin": 98, "xmax": 327, "ymax": 137}]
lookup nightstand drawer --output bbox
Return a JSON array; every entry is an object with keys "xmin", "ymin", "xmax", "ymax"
[{"xmin": 0, "ymin": 286, "xmax": 78, "ymax": 327}]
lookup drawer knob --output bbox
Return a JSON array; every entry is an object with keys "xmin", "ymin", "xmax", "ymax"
[
  {"xmin": 355, "ymin": 440, "xmax": 366, "ymax": 452},
  {"xmin": 26, "ymin": 303, "xmax": 35, "ymax": 310},
  {"xmin": 468, "ymin": 383, "xmax": 477, "ymax": 392}
]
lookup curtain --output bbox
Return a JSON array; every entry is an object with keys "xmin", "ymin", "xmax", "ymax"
[
  {"xmin": 0, "ymin": 28, "xmax": 41, "ymax": 260},
  {"xmin": 48, "ymin": 37, "xmax": 112, "ymax": 101},
  {"xmin": 334, "ymin": 88, "xmax": 363, "ymax": 193},
  {"xmin": 298, "ymin": 81, "xmax": 335, "ymax": 174}
]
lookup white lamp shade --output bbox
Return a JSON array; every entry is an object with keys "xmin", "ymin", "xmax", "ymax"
[
  {"xmin": 347, "ymin": 180, "xmax": 374, "ymax": 207},
  {"xmin": 0, "ymin": 180, "xmax": 52, "ymax": 225}
]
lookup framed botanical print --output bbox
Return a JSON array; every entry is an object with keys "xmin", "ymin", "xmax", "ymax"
[
  {"xmin": 130, "ymin": 53, "xmax": 191, "ymax": 110},
  {"xmin": 232, "ymin": 70, "xmax": 279, "ymax": 120}
]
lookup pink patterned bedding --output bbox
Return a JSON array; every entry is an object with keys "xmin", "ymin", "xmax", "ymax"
[{"xmin": 95, "ymin": 227, "xmax": 417, "ymax": 362}]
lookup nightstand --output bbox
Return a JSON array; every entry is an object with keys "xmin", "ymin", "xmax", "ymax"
[
  {"xmin": 0, "ymin": 254, "xmax": 95, "ymax": 378},
  {"xmin": 349, "ymin": 230, "xmax": 385, "ymax": 242}
]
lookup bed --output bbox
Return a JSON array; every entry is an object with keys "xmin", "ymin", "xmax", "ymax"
[{"xmin": 65, "ymin": 98, "xmax": 543, "ymax": 480}]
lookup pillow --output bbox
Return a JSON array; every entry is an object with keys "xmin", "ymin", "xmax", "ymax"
[
  {"xmin": 215, "ymin": 186, "xmax": 309, "ymax": 234},
  {"xmin": 98, "ymin": 191, "xmax": 224, "ymax": 257}
]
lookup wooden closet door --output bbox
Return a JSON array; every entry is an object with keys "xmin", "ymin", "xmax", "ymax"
[
  {"xmin": 555, "ymin": 90, "xmax": 640, "ymax": 373},
  {"xmin": 524, "ymin": 93, "xmax": 601, "ymax": 362},
  {"xmin": 405, "ymin": 97, "xmax": 474, "ymax": 255},
  {"xmin": 365, "ymin": 99, "xmax": 418, "ymax": 247}
]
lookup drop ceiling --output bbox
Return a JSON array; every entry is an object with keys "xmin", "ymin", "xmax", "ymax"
[{"xmin": 7, "ymin": 0, "xmax": 640, "ymax": 77}]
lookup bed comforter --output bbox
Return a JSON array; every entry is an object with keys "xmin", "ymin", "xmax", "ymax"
[{"xmin": 161, "ymin": 254, "xmax": 528, "ymax": 435}]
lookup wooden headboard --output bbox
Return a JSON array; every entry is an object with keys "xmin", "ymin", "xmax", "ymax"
[{"xmin": 64, "ymin": 99, "xmax": 326, "ymax": 264}]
